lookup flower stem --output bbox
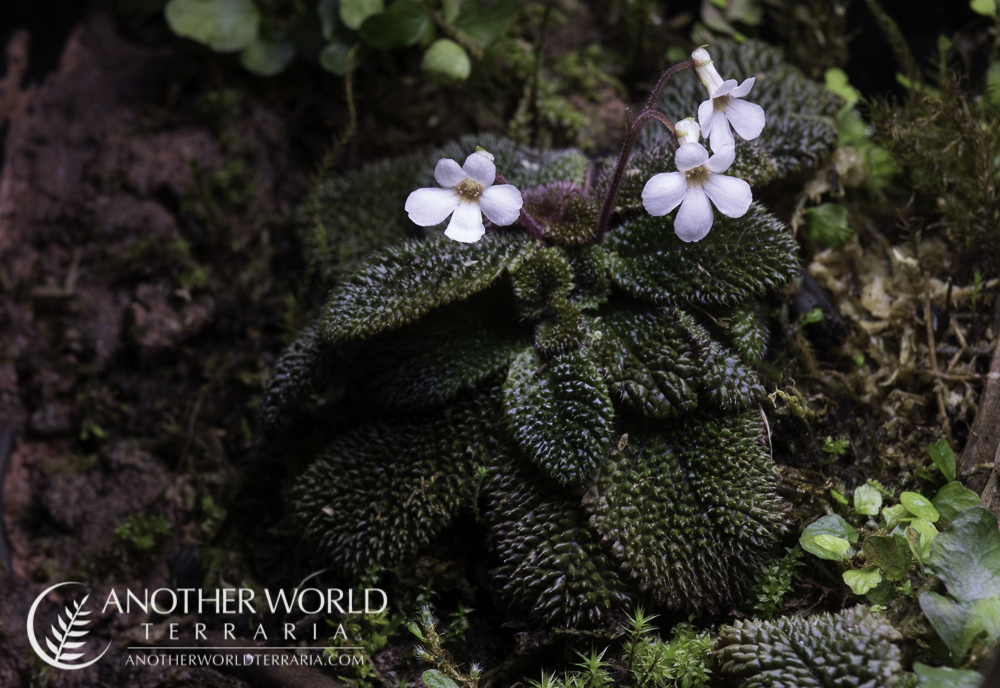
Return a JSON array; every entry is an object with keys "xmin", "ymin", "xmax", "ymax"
[{"xmin": 592, "ymin": 61, "xmax": 692, "ymax": 243}]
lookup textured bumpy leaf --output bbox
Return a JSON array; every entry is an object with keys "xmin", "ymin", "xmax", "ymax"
[
  {"xmin": 321, "ymin": 233, "xmax": 530, "ymax": 343},
  {"xmin": 510, "ymin": 245, "xmax": 575, "ymax": 317},
  {"xmin": 677, "ymin": 309, "xmax": 766, "ymax": 411},
  {"xmin": 717, "ymin": 608, "xmax": 904, "ymax": 687},
  {"xmin": 605, "ymin": 204, "xmax": 799, "ymax": 307},
  {"xmin": 590, "ymin": 308, "xmax": 699, "ymax": 418},
  {"xmin": 301, "ymin": 152, "xmax": 429, "ymax": 284},
  {"xmin": 565, "ymin": 245, "xmax": 611, "ymax": 309},
  {"xmin": 293, "ymin": 395, "xmax": 499, "ymax": 579},
  {"xmin": 583, "ymin": 412, "xmax": 788, "ymax": 613},
  {"xmin": 260, "ymin": 320, "xmax": 337, "ymax": 432},
  {"xmin": 728, "ymin": 304, "xmax": 768, "ymax": 362},
  {"xmin": 484, "ymin": 463, "xmax": 630, "ymax": 627},
  {"xmin": 302, "ymin": 134, "xmax": 587, "ymax": 284},
  {"xmin": 503, "ymin": 347, "xmax": 615, "ymax": 485},
  {"xmin": 359, "ymin": 289, "xmax": 531, "ymax": 409},
  {"xmin": 639, "ymin": 39, "xmax": 839, "ymax": 182}
]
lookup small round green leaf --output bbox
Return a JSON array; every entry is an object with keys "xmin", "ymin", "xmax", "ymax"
[
  {"xmin": 843, "ymin": 567, "xmax": 882, "ymax": 595},
  {"xmin": 319, "ymin": 40, "xmax": 360, "ymax": 75},
  {"xmin": 165, "ymin": 0, "xmax": 261, "ymax": 52},
  {"xmin": 907, "ymin": 518, "xmax": 939, "ymax": 561},
  {"xmin": 421, "ymin": 38, "xmax": 471, "ymax": 83},
  {"xmin": 340, "ymin": 0, "xmax": 384, "ymax": 30},
  {"xmin": 814, "ymin": 534, "xmax": 852, "ymax": 559},
  {"xmin": 800, "ymin": 514, "xmax": 859, "ymax": 560},
  {"xmin": 913, "ymin": 662, "xmax": 984, "ymax": 688},
  {"xmin": 240, "ymin": 39, "xmax": 295, "ymax": 76},
  {"xmin": 423, "ymin": 670, "xmax": 460, "ymax": 688},
  {"xmin": 932, "ymin": 481, "xmax": 980, "ymax": 523},
  {"xmin": 853, "ymin": 483, "xmax": 882, "ymax": 516},
  {"xmin": 971, "ymin": 0, "xmax": 997, "ymax": 17},
  {"xmin": 900, "ymin": 491, "xmax": 940, "ymax": 522},
  {"xmin": 359, "ymin": 0, "xmax": 429, "ymax": 49},
  {"xmin": 881, "ymin": 504, "xmax": 909, "ymax": 530}
]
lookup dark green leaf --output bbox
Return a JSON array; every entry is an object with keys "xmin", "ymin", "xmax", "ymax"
[
  {"xmin": 727, "ymin": 304, "xmax": 768, "ymax": 362},
  {"xmin": 260, "ymin": 320, "xmax": 337, "ymax": 432},
  {"xmin": 919, "ymin": 591, "xmax": 1000, "ymax": 661},
  {"xmin": 929, "ymin": 438, "xmax": 957, "ymax": 483},
  {"xmin": 422, "ymin": 670, "xmax": 460, "ymax": 688},
  {"xmin": 800, "ymin": 514, "xmax": 859, "ymax": 560},
  {"xmin": 339, "ymin": 0, "xmax": 383, "ymax": 30},
  {"xmin": 484, "ymin": 463, "xmax": 630, "ymax": 626},
  {"xmin": 590, "ymin": 308, "xmax": 698, "ymax": 419},
  {"xmin": 933, "ymin": 482, "xmax": 980, "ymax": 523},
  {"xmin": 454, "ymin": 0, "xmax": 516, "ymax": 47},
  {"xmin": 605, "ymin": 204, "xmax": 798, "ymax": 307},
  {"xmin": 321, "ymin": 233, "xmax": 531, "ymax": 343},
  {"xmin": 360, "ymin": 289, "xmax": 531, "ymax": 409},
  {"xmin": 319, "ymin": 40, "xmax": 361, "ymax": 75},
  {"xmin": 359, "ymin": 0, "xmax": 429, "ymax": 49},
  {"xmin": 584, "ymin": 413, "xmax": 788, "ymax": 614},
  {"xmin": 913, "ymin": 662, "xmax": 983, "ymax": 688},
  {"xmin": 678, "ymin": 309, "xmax": 766, "ymax": 411},
  {"xmin": 293, "ymin": 394, "xmax": 498, "ymax": 579},
  {"xmin": 502, "ymin": 346, "xmax": 614, "ymax": 485},
  {"xmin": 927, "ymin": 507, "xmax": 1000, "ymax": 602},
  {"xmin": 421, "ymin": 38, "xmax": 471, "ymax": 83},
  {"xmin": 165, "ymin": 0, "xmax": 260, "ymax": 52},
  {"xmin": 862, "ymin": 535, "xmax": 911, "ymax": 580}
]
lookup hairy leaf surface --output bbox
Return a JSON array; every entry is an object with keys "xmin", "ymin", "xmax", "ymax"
[{"xmin": 503, "ymin": 346, "xmax": 615, "ymax": 485}]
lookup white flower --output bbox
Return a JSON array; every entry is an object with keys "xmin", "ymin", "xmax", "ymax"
[
  {"xmin": 404, "ymin": 150, "xmax": 523, "ymax": 243},
  {"xmin": 692, "ymin": 47, "xmax": 766, "ymax": 152},
  {"xmin": 641, "ymin": 123, "xmax": 752, "ymax": 242}
]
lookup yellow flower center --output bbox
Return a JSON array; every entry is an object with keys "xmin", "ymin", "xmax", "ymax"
[
  {"xmin": 455, "ymin": 178, "xmax": 484, "ymax": 202},
  {"xmin": 685, "ymin": 165, "xmax": 711, "ymax": 187}
]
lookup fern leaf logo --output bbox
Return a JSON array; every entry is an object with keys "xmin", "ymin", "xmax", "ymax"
[{"xmin": 27, "ymin": 582, "xmax": 112, "ymax": 670}]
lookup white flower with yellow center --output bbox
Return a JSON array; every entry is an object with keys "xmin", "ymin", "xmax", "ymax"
[
  {"xmin": 692, "ymin": 47, "xmax": 766, "ymax": 152},
  {"xmin": 404, "ymin": 150, "xmax": 523, "ymax": 243},
  {"xmin": 641, "ymin": 118, "xmax": 752, "ymax": 242}
]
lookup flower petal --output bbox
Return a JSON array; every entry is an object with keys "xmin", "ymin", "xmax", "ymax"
[
  {"xmin": 697, "ymin": 99, "xmax": 715, "ymax": 140},
  {"xmin": 444, "ymin": 202, "xmax": 485, "ymax": 243},
  {"xmin": 730, "ymin": 76, "xmax": 755, "ymax": 98},
  {"xmin": 712, "ymin": 79, "xmax": 738, "ymax": 98},
  {"xmin": 675, "ymin": 142, "xmax": 709, "ymax": 172},
  {"xmin": 480, "ymin": 184, "xmax": 523, "ymax": 226},
  {"xmin": 703, "ymin": 174, "xmax": 752, "ymax": 219},
  {"xmin": 725, "ymin": 98, "xmax": 766, "ymax": 141},
  {"xmin": 706, "ymin": 115, "xmax": 734, "ymax": 151},
  {"xmin": 463, "ymin": 152, "xmax": 496, "ymax": 187},
  {"xmin": 642, "ymin": 172, "xmax": 688, "ymax": 216},
  {"xmin": 434, "ymin": 158, "xmax": 467, "ymax": 188},
  {"xmin": 705, "ymin": 145, "xmax": 736, "ymax": 174},
  {"xmin": 405, "ymin": 187, "xmax": 460, "ymax": 226},
  {"xmin": 674, "ymin": 187, "xmax": 714, "ymax": 243}
]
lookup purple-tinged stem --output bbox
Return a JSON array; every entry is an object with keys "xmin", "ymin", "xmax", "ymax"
[
  {"xmin": 644, "ymin": 60, "xmax": 694, "ymax": 111},
  {"xmin": 593, "ymin": 109, "xmax": 677, "ymax": 243}
]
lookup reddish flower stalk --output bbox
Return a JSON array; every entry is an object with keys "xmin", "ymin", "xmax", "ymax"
[{"xmin": 592, "ymin": 60, "xmax": 693, "ymax": 243}]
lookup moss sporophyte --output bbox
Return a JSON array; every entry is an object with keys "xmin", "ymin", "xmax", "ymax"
[{"xmin": 268, "ymin": 41, "xmax": 841, "ymax": 627}]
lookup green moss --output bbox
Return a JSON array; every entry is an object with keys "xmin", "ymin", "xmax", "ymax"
[{"xmin": 115, "ymin": 513, "xmax": 172, "ymax": 554}]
